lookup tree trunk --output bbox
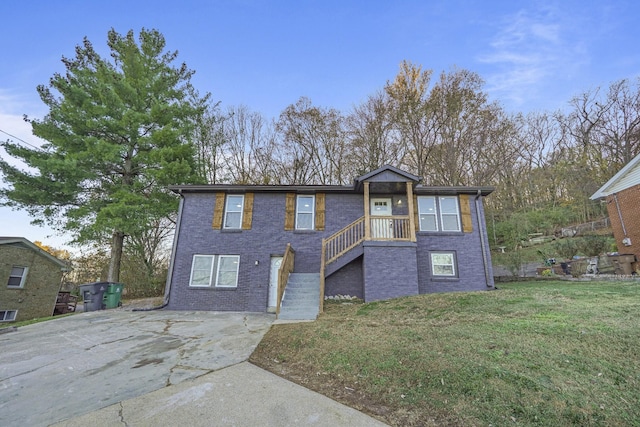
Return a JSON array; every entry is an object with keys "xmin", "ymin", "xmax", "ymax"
[{"xmin": 107, "ymin": 230, "xmax": 125, "ymax": 282}]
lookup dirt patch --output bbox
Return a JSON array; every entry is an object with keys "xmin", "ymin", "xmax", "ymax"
[{"xmin": 121, "ymin": 297, "xmax": 164, "ymax": 310}]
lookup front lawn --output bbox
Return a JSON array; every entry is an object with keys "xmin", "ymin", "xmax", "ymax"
[{"xmin": 250, "ymin": 281, "xmax": 640, "ymax": 426}]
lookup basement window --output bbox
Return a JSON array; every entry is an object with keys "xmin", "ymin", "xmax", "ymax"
[
  {"xmin": 0, "ymin": 310, "xmax": 17, "ymax": 322},
  {"xmin": 430, "ymin": 252, "xmax": 457, "ymax": 277}
]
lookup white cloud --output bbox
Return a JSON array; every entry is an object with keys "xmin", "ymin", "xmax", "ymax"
[{"xmin": 477, "ymin": 5, "xmax": 590, "ymax": 110}]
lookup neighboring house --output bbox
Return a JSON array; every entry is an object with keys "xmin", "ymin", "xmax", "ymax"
[
  {"xmin": 165, "ymin": 165, "xmax": 495, "ymax": 319},
  {"xmin": 591, "ymin": 153, "xmax": 640, "ymax": 271},
  {"xmin": 0, "ymin": 237, "xmax": 70, "ymax": 322}
]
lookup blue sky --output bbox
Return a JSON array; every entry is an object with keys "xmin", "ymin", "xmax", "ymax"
[{"xmin": 1, "ymin": 0, "xmax": 639, "ymax": 249}]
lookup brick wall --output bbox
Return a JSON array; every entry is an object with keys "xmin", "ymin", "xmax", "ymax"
[
  {"xmin": 606, "ymin": 184, "xmax": 640, "ymax": 269},
  {"xmin": 0, "ymin": 246, "xmax": 63, "ymax": 322},
  {"xmin": 417, "ymin": 195, "xmax": 495, "ymax": 293},
  {"xmin": 325, "ymin": 257, "xmax": 363, "ymax": 298},
  {"xmin": 167, "ymin": 192, "xmax": 364, "ymax": 312},
  {"xmin": 363, "ymin": 242, "xmax": 419, "ymax": 301},
  {"xmin": 167, "ymin": 190, "xmax": 495, "ymax": 312}
]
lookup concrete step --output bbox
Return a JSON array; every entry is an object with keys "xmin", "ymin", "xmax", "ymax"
[{"xmin": 278, "ymin": 273, "xmax": 320, "ymax": 321}]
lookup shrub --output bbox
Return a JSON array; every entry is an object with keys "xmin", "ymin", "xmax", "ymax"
[
  {"xmin": 577, "ymin": 234, "xmax": 610, "ymax": 257},
  {"xmin": 554, "ymin": 239, "xmax": 580, "ymax": 260},
  {"xmin": 504, "ymin": 249, "xmax": 524, "ymax": 276}
]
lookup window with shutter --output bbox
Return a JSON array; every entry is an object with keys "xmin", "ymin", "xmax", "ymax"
[{"xmin": 212, "ymin": 193, "xmax": 225, "ymax": 229}]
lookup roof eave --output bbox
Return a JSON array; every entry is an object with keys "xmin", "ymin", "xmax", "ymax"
[{"xmin": 590, "ymin": 152, "xmax": 640, "ymax": 200}]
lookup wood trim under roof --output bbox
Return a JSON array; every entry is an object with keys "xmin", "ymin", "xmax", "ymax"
[{"xmin": 170, "ymin": 184, "xmax": 494, "ymax": 197}]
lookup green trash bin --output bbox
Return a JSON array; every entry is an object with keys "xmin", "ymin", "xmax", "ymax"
[{"xmin": 103, "ymin": 283, "xmax": 124, "ymax": 309}]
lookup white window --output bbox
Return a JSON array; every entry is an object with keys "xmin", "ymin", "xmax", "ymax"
[
  {"xmin": 7, "ymin": 266, "xmax": 28, "ymax": 288},
  {"xmin": 189, "ymin": 255, "xmax": 240, "ymax": 288},
  {"xmin": 189, "ymin": 255, "xmax": 215, "ymax": 287},
  {"xmin": 417, "ymin": 196, "xmax": 461, "ymax": 232},
  {"xmin": 439, "ymin": 197, "xmax": 461, "ymax": 231},
  {"xmin": 224, "ymin": 195, "xmax": 244, "ymax": 229},
  {"xmin": 0, "ymin": 310, "xmax": 17, "ymax": 321},
  {"xmin": 216, "ymin": 255, "xmax": 240, "ymax": 288},
  {"xmin": 296, "ymin": 195, "xmax": 315, "ymax": 230},
  {"xmin": 430, "ymin": 252, "xmax": 457, "ymax": 277},
  {"xmin": 417, "ymin": 197, "xmax": 438, "ymax": 231}
]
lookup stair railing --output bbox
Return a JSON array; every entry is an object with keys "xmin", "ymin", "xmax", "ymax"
[
  {"xmin": 323, "ymin": 216, "xmax": 366, "ymax": 265},
  {"xmin": 320, "ymin": 217, "xmax": 366, "ymax": 314},
  {"xmin": 276, "ymin": 243, "xmax": 295, "ymax": 318}
]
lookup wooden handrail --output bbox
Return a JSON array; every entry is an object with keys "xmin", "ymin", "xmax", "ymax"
[
  {"xmin": 320, "ymin": 238, "xmax": 326, "ymax": 314},
  {"xmin": 319, "ymin": 214, "xmax": 415, "ymax": 315},
  {"xmin": 324, "ymin": 216, "xmax": 366, "ymax": 265},
  {"xmin": 276, "ymin": 243, "xmax": 295, "ymax": 318},
  {"xmin": 369, "ymin": 215, "xmax": 412, "ymax": 241}
]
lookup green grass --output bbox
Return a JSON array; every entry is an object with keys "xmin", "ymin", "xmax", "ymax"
[
  {"xmin": 1, "ymin": 313, "xmax": 75, "ymax": 329},
  {"xmin": 251, "ymin": 281, "xmax": 640, "ymax": 426}
]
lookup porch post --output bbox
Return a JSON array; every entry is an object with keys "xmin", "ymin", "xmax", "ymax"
[
  {"xmin": 406, "ymin": 181, "xmax": 417, "ymax": 242},
  {"xmin": 364, "ymin": 181, "xmax": 371, "ymax": 240}
]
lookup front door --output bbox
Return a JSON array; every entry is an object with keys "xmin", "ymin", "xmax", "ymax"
[
  {"xmin": 370, "ymin": 198, "xmax": 393, "ymax": 239},
  {"xmin": 268, "ymin": 256, "xmax": 283, "ymax": 312}
]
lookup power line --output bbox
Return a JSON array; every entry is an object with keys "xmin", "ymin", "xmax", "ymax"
[{"xmin": 0, "ymin": 128, "xmax": 45, "ymax": 151}]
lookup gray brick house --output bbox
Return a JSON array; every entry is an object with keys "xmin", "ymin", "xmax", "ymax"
[
  {"xmin": 0, "ymin": 237, "xmax": 70, "ymax": 322},
  {"xmin": 165, "ymin": 166, "xmax": 495, "ymax": 319}
]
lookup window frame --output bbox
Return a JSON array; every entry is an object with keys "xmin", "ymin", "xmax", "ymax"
[
  {"xmin": 0, "ymin": 310, "xmax": 17, "ymax": 322},
  {"xmin": 295, "ymin": 195, "xmax": 315, "ymax": 230},
  {"xmin": 438, "ymin": 196, "xmax": 461, "ymax": 232},
  {"xmin": 189, "ymin": 255, "xmax": 216, "ymax": 287},
  {"xmin": 430, "ymin": 251, "xmax": 458, "ymax": 277},
  {"xmin": 417, "ymin": 196, "xmax": 438, "ymax": 231},
  {"xmin": 215, "ymin": 255, "xmax": 240, "ymax": 288},
  {"xmin": 7, "ymin": 266, "xmax": 28, "ymax": 288},
  {"xmin": 429, "ymin": 251, "xmax": 459, "ymax": 279},
  {"xmin": 188, "ymin": 254, "xmax": 240, "ymax": 288},
  {"xmin": 223, "ymin": 194, "xmax": 244, "ymax": 229},
  {"xmin": 417, "ymin": 196, "xmax": 461, "ymax": 232}
]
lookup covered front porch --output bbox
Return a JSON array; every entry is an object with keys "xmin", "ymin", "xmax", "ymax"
[
  {"xmin": 319, "ymin": 166, "xmax": 422, "ymax": 311},
  {"xmin": 323, "ymin": 166, "xmax": 421, "ymax": 265}
]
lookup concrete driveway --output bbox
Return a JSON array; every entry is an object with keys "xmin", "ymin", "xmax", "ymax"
[
  {"xmin": 0, "ymin": 309, "xmax": 388, "ymax": 427},
  {"xmin": 0, "ymin": 310, "xmax": 273, "ymax": 426}
]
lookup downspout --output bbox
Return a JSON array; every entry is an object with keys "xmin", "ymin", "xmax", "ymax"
[
  {"xmin": 613, "ymin": 194, "xmax": 628, "ymax": 237},
  {"xmin": 475, "ymin": 190, "xmax": 493, "ymax": 288},
  {"xmin": 162, "ymin": 191, "xmax": 185, "ymax": 307}
]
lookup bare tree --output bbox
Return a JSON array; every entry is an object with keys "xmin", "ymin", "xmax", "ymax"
[
  {"xmin": 275, "ymin": 97, "xmax": 347, "ymax": 184},
  {"xmin": 385, "ymin": 61, "xmax": 437, "ymax": 180},
  {"xmin": 222, "ymin": 105, "xmax": 276, "ymax": 184},
  {"xmin": 346, "ymin": 90, "xmax": 403, "ymax": 174},
  {"xmin": 193, "ymin": 101, "xmax": 227, "ymax": 183}
]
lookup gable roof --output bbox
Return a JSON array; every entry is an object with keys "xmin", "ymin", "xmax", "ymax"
[
  {"xmin": 591, "ymin": 153, "xmax": 640, "ymax": 199},
  {"xmin": 354, "ymin": 165, "xmax": 421, "ymax": 185},
  {"xmin": 0, "ymin": 237, "xmax": 70, "ymax": 270}
]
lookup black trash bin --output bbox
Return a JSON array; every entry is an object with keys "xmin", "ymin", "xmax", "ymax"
[{"xmin": 79, "ymin": 282, "xmax": 110, "ymax": 312}]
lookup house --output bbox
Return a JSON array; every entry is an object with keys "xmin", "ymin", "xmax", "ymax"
[
  {"xmin": 164, "ymin": 165, "xmax": 495, "ymax": 319},
  {"xmin": 591, "ymin": 153, "xmax": 640, "ymax": 272},
  {"xmin": 0, "ymin": 237, "xmax": 70, "ymax": 322}
]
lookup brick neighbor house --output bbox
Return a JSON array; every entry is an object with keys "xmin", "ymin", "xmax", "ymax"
[
  {"xmin": 164, "ymin": 165, "xmax": 495, "ymax": 320},
  {"xmin": 0, "ymin": 237, "xmax": 70, "ymax": 322},
  {"xmin": 591, "ymin": 153, "xmax": 640, "ymax": 273}
]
